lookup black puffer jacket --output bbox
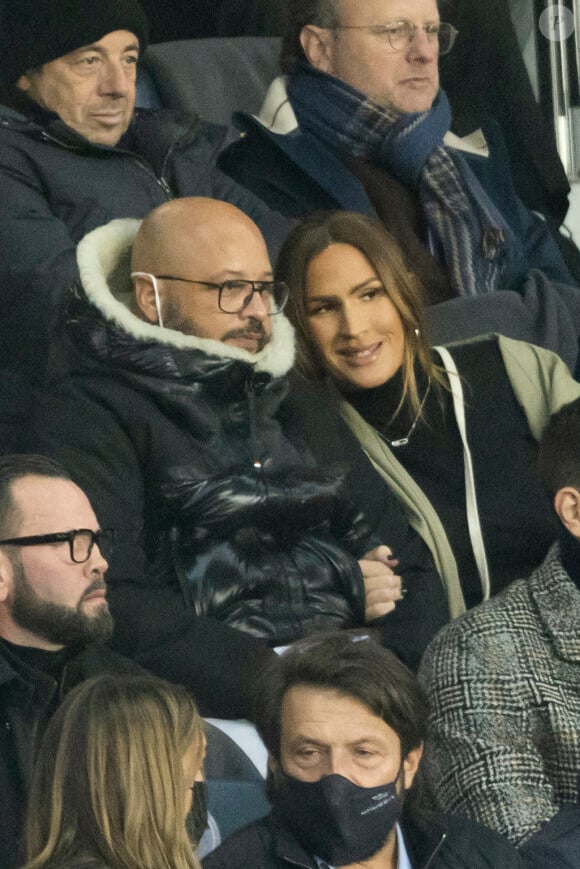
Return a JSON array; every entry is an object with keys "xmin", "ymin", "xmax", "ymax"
[
  {"xmin": 36, "ymin": 219, "xmax": 370, "ymax": 647},
  {"xmin": 33, "ymin": 219, "xmax": 447, "ymax": 668}
]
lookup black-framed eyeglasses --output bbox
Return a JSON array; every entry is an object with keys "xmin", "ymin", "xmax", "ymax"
[
  {"xmin": 155, "ymin": 276, "xmax": 289, "ymax": 315},
  {"xmin": 0, "ymin": 528, "xmax": 115, "ymax": 563},
  {"xmin": 333, "ymin": 20, "xmax": 459, "ymax": 55}
]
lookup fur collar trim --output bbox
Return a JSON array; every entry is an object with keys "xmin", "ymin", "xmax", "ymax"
[
  {"xmin": 255, "ymin": 75, "xmax": 489, "ymax": 157},
  {"xmin": 76, "ymin": 218, "xmax": 296, "ymax": 378}
]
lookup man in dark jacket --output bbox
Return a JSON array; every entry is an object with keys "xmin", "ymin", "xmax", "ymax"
[
  {"xmin": 0, "ymin": 453, "xmax": 136, "ymax": 869},
  {"xmin": 218, "ymin": 0, "xmax": 580, "ymax": 370},
  {"xmin": 32, "ymin": 197, "xmax": 449, "ymax": 699},
  {"xmin": 0, "ymin": 0, "xmax": 287, "ymax": 452},
  {"xmin": 202, "ymin": 630, "xmax": 524, "ymax": 869}
]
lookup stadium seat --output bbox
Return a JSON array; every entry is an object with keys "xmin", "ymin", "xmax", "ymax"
[{"xmin": 139, "ymin": 36, "xmax": 281, "ymax": 125}]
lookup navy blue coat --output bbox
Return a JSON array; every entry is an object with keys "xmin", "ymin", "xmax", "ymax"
[{"xmin": 219, "ymin": 84, "xmax": 575, "ymax": 295}]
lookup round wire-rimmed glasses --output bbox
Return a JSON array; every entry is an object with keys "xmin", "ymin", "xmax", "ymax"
[{"xmin": 334, "ymin": 20, "xmax": 459, "ymax": 55}]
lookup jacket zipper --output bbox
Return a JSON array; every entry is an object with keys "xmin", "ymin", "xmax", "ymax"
[
  {"xmin": 245, "ymin": 376, "xmax": 264, "ymax": 472},
  {"xmin": 422, "ymin": 831, "xmax": 447, "ymax": 868},
  {"xmin": 40, "ymin": 130, "xmax": 173, "ymax": 201}
]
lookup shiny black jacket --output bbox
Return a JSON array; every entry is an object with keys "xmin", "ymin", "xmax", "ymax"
[{"xmin": 33, "ymin": 219, "xmax": 447, "ymax": 662}]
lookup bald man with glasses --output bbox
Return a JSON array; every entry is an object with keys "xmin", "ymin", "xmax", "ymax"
[{"xmin": 31, "ymin": 196, "xmax": 447, "ymax": 714}]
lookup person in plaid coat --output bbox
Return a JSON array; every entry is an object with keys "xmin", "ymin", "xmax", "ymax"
[{"xmin": 419, "ymin": 396, "xmax": 580, "ymax": 866}]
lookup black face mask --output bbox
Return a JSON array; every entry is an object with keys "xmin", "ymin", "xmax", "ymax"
[
  {"xmin": 189, "ymin": 780, "xmax": 208, "ymax": 846},
  {"xmin": 271, "ymin": 772, "xmax": 403, "ymax": 866}
]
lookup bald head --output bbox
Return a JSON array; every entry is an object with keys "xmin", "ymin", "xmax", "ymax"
[
  {"xmin": 131, "ymin": 198, "xmax": 267, "ymax": 274},
  {"xmin": 131, "ymin": 198, "xmax": 275, "ymax": 352}
]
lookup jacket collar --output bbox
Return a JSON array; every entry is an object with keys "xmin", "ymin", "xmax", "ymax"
[
  {"xmin": 269, "ymin": 815, "xmax": 323, "ymax": 869},
  {"xmin": 247, "ymin": 75, "xmax": 489, "ymax": 158},
  {"xmin": 528, "ymin": 542, "xmax": 580, "ymax": 663},
  {"xmin": 75, "ymin": 218, "xmax": 296, "ymax": 380}
]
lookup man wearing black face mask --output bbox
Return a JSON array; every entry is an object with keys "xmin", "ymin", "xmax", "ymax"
[{"xmin": 203, "ymin": 630, "xmax": 523, "ymax": 869}]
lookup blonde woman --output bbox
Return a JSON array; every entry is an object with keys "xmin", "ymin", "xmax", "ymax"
[
  {"xmin": 20, "ymin": 673, "xmax": 206, "ymax": 869},
  {"xmin": 276, "ymin": 210, "xmax": 580, "ymax": 611}
]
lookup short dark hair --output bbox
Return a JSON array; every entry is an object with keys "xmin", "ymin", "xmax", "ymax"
[
  {"xmin": 0, "ymin": 454, "xmax": 70, "ymax": 537},
  {"xmin": 254, "ymin": 630, "xmax": 428, "ymax": 762},
  {"xmin": 280, "ymin": 0, "xmax": 340, "ymax": 73},
  {"xmin": 538, "ymin": 397, "xmax": 580, "ymax": 499}
]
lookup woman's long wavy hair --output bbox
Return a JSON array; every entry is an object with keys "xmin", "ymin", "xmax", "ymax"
[
  {"xmin": 20, "ymin": 673, "xmax": 204, "ymax": 869},
  {"xmin": 276, "ymin": 211, "xmax": 447, "ymax": 417}
]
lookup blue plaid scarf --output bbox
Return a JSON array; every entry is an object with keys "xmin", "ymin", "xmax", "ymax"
[{"xmin": 288, "ymin": 65, "xmax": 512, "ymax": 297}]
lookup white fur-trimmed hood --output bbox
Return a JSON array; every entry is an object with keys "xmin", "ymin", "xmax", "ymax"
[{"xmin": 76, "ymin": 218, "xmax": 296, "ymax": 378}]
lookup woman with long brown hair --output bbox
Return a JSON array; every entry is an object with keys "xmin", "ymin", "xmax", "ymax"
[
  {"xmin": 276, "ymin": 210, "xmax": 580, "ymax": 610},
  {"xmin": 20, "ymin": 673, "xmax": 205, "ymax": 869}
]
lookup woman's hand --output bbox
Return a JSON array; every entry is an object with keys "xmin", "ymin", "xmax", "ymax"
[{"xmin": 358, "ymin": 545, "xmax": 403, "ymax": 622}]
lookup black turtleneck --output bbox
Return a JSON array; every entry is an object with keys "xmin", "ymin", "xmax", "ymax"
[
  {"xmin": 1, "ymin": 637, "xmax": 73, "ymax": 680},
  {"xmin": 348, "ymin": 340, "xmax": 558, "ymax": 608},
  {"xmin": 349, "ymin": 361, "xmax": 487, "ymax": 607}
]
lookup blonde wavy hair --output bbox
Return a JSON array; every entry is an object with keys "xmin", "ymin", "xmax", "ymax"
[
  {"xmin": 21, "ymin": 673, "xmax": 204, "ymax": 869},
  {"xmin": 276, "ymin": 211, "xmax": 447, "ymax": 418}
]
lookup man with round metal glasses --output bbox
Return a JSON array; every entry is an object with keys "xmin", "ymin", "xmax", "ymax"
[
  {"xmin": 218, "ymin": 0, "xmax": 580, "ymax": 365},
  {"xmin": 31, "ymin": 195, "xmax": 447, "ymax": 713}
]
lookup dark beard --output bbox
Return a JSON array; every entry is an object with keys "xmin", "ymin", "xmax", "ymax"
[
  {"xmin": 163, "ymin": 298, "xmax": 269, "ymax": 352},
  {"xmin": 162, "ymin": 296, "xmax": 199, "ymax": 335},
  {"xmin": 10, "ymin": 558, "xmax": 113, "ymax": 647}
]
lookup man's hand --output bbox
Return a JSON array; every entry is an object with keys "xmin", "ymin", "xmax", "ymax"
[{"xmin": 358, "ymin": 545, "xmax": 403, "ymax": 622}]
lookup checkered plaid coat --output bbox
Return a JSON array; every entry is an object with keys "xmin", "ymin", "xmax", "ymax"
[{"xmin": 419, "ymin": 543, "xmax": 580, "ymax": 846}]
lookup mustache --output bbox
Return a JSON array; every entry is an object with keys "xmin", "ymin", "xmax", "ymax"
[
  {"xmin": 82, "ymin": 579, "xmax": 107, "ymax": 600},
  {"xmin": 223, "ymin": 321, "xmax": 268, "ymax": 339},
  {"xmin": 223, "ymin": 320, "xmax": 269, "ymax": 348}
]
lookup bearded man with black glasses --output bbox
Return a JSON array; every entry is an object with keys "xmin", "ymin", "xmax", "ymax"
[
  {"xmin": 0, "ymin": 453, "xmax": 139, "ymax": 868},
  {"xmin": 30, "ymin": 195, "xmax": 447, "ymax": 720},
  {"xmin": 219, "ymin": 0, "xmax": 580, "ymax": 369}
]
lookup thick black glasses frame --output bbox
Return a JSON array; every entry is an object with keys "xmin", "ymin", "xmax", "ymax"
[
  {"xmin": 155, "ymin": 275, "xmax": 289, "ymax": 314},
  {"xmin": 0, "ymin": 528, "xmax": 115, "ymax": 563}
]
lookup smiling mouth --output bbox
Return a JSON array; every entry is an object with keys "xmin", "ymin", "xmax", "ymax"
[{"xmin": 338, "ymin": 343, "xmax": 381, "ymax": 365}]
